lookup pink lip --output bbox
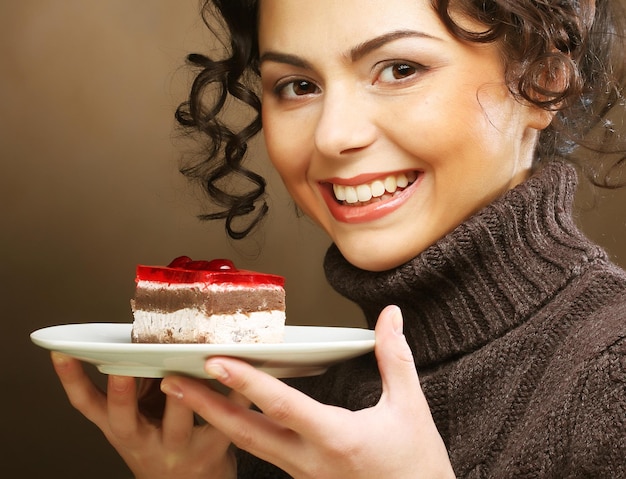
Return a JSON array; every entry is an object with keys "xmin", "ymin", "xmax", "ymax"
[{"xmin": 319, "ymin": 172, "xmax": 422, "ymax": 224}]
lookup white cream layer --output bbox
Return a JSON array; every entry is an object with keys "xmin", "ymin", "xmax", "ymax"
[{"xmin": 132, "ymin": 309, "xmax": 285, "ymax": 344}]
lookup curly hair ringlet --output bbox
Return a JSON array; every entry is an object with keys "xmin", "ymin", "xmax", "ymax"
[
  {"xmin": 176, "ymin": 0, "xmax": 626, "ymax": 240},
  {"xmin": 175, "ymin": 0, "xmax": 263, "ymax": 240}
]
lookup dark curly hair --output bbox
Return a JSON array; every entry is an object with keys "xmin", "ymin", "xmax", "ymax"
[{"xmin": 175, "ymin": 0, "xmax": 626, "ymax": 239}]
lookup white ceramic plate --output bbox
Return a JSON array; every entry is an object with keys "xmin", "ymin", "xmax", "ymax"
[{"xmin": 31, "ymin": 323, "xmax": 375, "ymax": 378}]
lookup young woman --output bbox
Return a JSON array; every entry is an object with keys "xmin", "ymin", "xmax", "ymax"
[{"xmin": 52, "ymin": 0, "xmax": 626, "ymax": 477}]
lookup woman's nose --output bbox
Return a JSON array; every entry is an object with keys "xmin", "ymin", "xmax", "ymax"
[{"xmin": 313, "ymin": 86, "xmax": 377, "ymax": 158}]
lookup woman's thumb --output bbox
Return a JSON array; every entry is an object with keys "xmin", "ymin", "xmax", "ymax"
[{"xmin": 375, "ymin": 305, "xmax": 422, "ymax": 402}]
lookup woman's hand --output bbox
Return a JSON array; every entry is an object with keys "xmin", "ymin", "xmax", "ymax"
[
  {"xmin": 51, "ymin": 353, "xmax": 246, "ymax": 479},
  {"xmin": 161, "ymin": 305, "xmax": 456, "ymax": 479}
]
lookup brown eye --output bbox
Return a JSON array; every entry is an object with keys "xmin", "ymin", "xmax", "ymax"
[
  {"xmin": 277, "ymin": 79, "xmax": 320, "ymax": 99},
  {"xmin": 392, "ymin": 64, "xmax": 416, "ymax": 79},
  {"xmin": 378, "ymin": 62, "xmax": 421, "ymax": 83},
  {"xmin": 292, "ymin": 80, "xmax": 318, "ymax": 95}
]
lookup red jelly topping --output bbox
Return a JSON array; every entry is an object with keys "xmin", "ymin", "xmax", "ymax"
[{"xmin": 136, "ymin": 256, "xmax": 284, "ymax": 286}]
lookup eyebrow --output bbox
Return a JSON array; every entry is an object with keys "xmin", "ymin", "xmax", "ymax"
[
  {"xmin": 349, "ymin": 29, "xmax": 441, "ymax": 62},
  {"xmin": 259, "ymin": 29, "xmax": 440, "ymax": 69}
]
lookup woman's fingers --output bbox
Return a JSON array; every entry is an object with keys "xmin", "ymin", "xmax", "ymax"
[
  {"xmin": 226, "ymin": 387, "xmax": 254, "ymax": 410},
  {"xmin": 157, "ymin": 309, "xmax": 455, "ymax": 478},
  {"xmin": 51, "ymin": 352, "xmax": 108, "ymax": 426},
  {"xmin": 374, "ymin": 306, "xmax": 455, "ymax": 476},
  {"xmin": 159, "ymin": 377, "xmax": 254, "ymax": 452},
  {"xmin": 51, "ymin": 354, "xmax": 239, "ymax": 478},
  {"xmin": 106, "ymin": 375, "xmax": 143, "ymax": 441},
  {"xmin": 206, "ymin": 358, "xmax": 328, "ymax": 433},
  {"xmin": 161, "ymin": 380, "xmax": 201, "ymax": 449},
  {"xmin": 374, "ymin": 305, "xmax": 425, "ymax": 407},
  {"xmin": 161, "ymin": 372, "xmax": 302, "ymax": 461}
]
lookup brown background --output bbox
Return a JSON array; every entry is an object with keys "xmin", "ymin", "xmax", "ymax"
[{"xmin": 1, "ymin": 1, "xmax": 624, "ymax": 477}]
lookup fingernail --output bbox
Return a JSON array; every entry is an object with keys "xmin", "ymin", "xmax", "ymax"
[
  {"xmin": 50, "ymin": 351, "xmax": 69, "ymax": 367},
  {"xmin": 205, "ymin": 360, "xmax": 228, "ymax": 381},
  {"xmin": 390, "ymin": 305, "xmax": 403, "ymax": 335},
  {"xmin": 110, "ymin": 375, "xmax": 131, "ymax": 393},
  {"xmin": 160, "ymin": 380, "xmax": 184, "ymax": 400}
]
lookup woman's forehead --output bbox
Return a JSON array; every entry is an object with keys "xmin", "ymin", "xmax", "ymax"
[{"xmin": 257, "ymin": 0, "xmax": 447, "ymax": 53}]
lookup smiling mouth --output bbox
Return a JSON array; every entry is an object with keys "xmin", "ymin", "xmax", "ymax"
[{"xmin": 331, "ymin": 171, "xmax": 419, "ymax": 206}]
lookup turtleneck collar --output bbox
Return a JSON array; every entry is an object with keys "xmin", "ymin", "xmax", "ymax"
[{"xmin": 324, "ymin": 161, "xmax": 607, "ymax": 369}]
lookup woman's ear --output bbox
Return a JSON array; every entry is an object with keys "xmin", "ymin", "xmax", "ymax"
[
  {"xmin": 527, "ymin": 104, "xmax": 557, "ymax": 131},
  {"xmin": 522, "ymin": 53, "xmax": 576, "ymax": 130}
]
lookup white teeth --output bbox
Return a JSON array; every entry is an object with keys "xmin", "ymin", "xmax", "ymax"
[
  {"xmin": 396, "ymin": 173, "xmax": 409, "ymax": 188},
  {"xmin": 384, "ymin": 176, "xmax": 397, "ymax": 193},
  {"xmin": 332, "ymin": 172, "xmax": 418, "ymax": 205},
  {"xmin": 371, "ymin": 180, "xmax": 385, "ymax": 197},
  {"xmin": 356, "ymin": 184, "xmax": 372, "ymax": 202},
  {"xmin": 344, "ymin": 186, "xmax": 359, "ymax": 204},
  {"xmin": 334, "ymin": 184, "xmax": 346, "ymax": 201}
]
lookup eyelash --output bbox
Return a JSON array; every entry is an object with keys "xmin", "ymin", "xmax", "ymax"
[
  {"xmin": 273, "ymin": 78, "xmax": 320, "ymax": 100},
  {"xmin": 271, "ymin": 61, "xmax": 426, "ymax": 100},
  {"xmin": 375, "ymin": 61, "xmax": 425, "ymax": 84}
]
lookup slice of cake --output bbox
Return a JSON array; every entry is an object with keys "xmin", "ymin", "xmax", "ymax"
[{"xmin": 130, "ymin": 256, "xmax": 286, "ymax": 344}]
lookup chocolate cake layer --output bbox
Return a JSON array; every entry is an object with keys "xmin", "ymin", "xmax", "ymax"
[{"xmin": 132, "ymin": 285, "xmax": 285, "ymax": 315}]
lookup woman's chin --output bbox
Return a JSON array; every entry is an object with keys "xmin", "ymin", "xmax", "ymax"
[{"xmin": 339, "ymin": 246, "xmax": 416, "ymax": 273}]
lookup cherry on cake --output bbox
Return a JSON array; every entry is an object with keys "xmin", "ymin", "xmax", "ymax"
[{"xmin": 131, "ymin": 256, "xmax": 286, "ymax": 344}]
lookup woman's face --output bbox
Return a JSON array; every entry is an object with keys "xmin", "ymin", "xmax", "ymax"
[{"xmin": 258, "ymin": 0, "xmax": 550, "ymax": 271}]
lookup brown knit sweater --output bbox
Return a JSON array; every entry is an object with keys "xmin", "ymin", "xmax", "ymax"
[{"xmin": 237, "ymin": 161, "xmax": 626, "ymax": 478}]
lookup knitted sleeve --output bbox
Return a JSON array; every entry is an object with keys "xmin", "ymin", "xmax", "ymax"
[{"xmin": 566, "ymin": 335, "xmax": 626, "ymax": 478}]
